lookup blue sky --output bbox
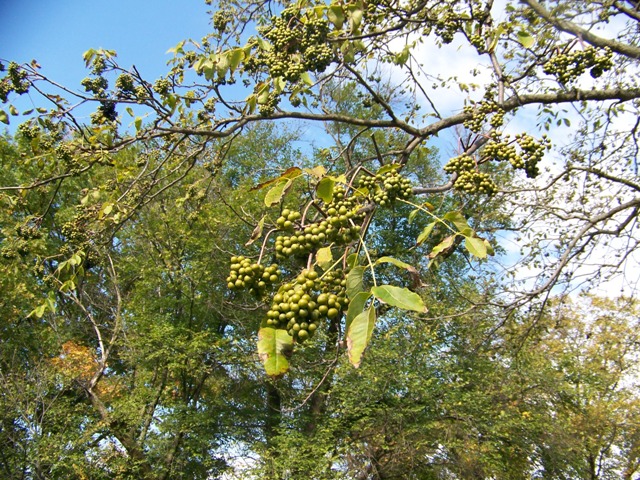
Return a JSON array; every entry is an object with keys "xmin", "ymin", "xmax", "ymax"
[{"xmin": 0, "ymin": 1, "xmax": 212, "ymax": 89}]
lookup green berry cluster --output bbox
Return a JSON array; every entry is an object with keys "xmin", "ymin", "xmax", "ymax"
[
  {"xmin": 153, "ymin": 78, "xmax": 172, "ymax": 96},
  {"xmin": 275, "ymin": 208, "xmax": 302, "ymax": 231},
  {"xmin": 463, "ymin": 101, "xmax": 504, "ymax": 133},
  {"xmin": 265, "ymin": 268, "xmax": 348, "ymax": 343},
  {"xmin": 226, "ymin": 255, "xmax": 281, "ymax": 296},
  {"xmin": 444, "ymin": 154, "xmax": 497, "ymax": 195},
  {"xmin": 516, "ymin": 133, "xmax": 551, "ymax": 178},
  {"xmin": 213, "ymin": 10, "xmax": 232, "ymax": 33},
  {"xmin": 482, "ymin": 132, "xmax": 550, "ymax": 178},
  {"xmin": 18, "ymin": 123, "xmax": 40, "ymax": 140},
  {"xmin": 253, "ymin": 8, "xmax": 334, "ymax": 83},
  {"xmin": 543, "ymin": 46, "xmax": 613, "ymax": 83},
  {"xmin": 0, "ymin": 62, "xmax": 30, "ymax": 102},
  {"xmin": 259, "ymin": 92, "xmax": 281, "ymax": 117},
  {"xmin": 483, "ymin": 137, "xmax": 520, "ymax": 167},
  {"xmin": 274, "ymin": 195, "xmax": 363, "ymax": 260},
  {"xmin": 469, "ymin": 33, "xmax": 485, "ymax": 52},
  {"xmin": 357, "ymin": 170, "xmax": 413, "ymax": 206},
  {"xmin": 455, "ymin": 170, "xmax": 497, "ymax": 195},
  {"xmin": 115, "ymin": 74, "xmax": 135, "ymax": 95},
  {"xmin": 434, "ymin": 11, "xmax": 458, "ymax": 44},
  {"xmin": 81, "ymin": 76, "xmax": 108, "ymax": 96}
]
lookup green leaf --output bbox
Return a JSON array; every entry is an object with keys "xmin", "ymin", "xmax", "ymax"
[
  {"xmin": 517, "ymin": 31, "xmax": 535, "ymax": 48},
  {"xmin": 273, "ymin": 76, "xmax": 285, "ymax": 94},
  {"xmin": 487, "ymin": 25, "xmax": 505, "ymax": 53},
  {"xmin": 9, "ymin": 105, "xmax": 18, "ymax": 116},
  {"xmin": 371, "ymin": 285, "xmax": 427, "ymax": 313},
  {"xmin": 0, "ymin": 110, "xmax": 8, "ymax": 125},
  {"xmin": 443, "ymin": 211, "xmax": 470, "ymax": 233},
  {"xmin": 346, "ymin": 265, "xmax": 366, "ymax": 300},
  {"xmin": 134, "ymin": 117, "xmax": 142, "ymax": 132},
  {"xmin": 257, "ymin": 327, "xmax": 293, "ymax": 377},
  {"xmin": 316, "ymin": 176, "xmax": 335, "ymax": 203},
  {"xmin": 417, "ymin": 222, "xmax": 436, "ymax": 245},
  {"xmin": 346, "ymin": 253, "xmax": 359, "ymax": 270},
  {"xmin": 327, "ymin": 5, "xmax": 345, "ymax": 29},
  {"xmin": 264, "ymin": 179, "xmax": 290, "ymax": 207},
  {"xmin": 227, "ymin": 48, "xmax": 245, "ymax": 72},
  {"xmin": 345, "ymin": 291, "xmax": 371, "ymax": 330},
  {"xmin": 393, "ymin": 45, "xmax": 411, "ymax": 66},
  {"xmin": 300, "ymin": 72, "xmax": 313, "ymax": 86},
  {"xmin": 347, "ymin": 305, "xmax": 376, "ymax": 367},
  {"xmin": 349, "ymin": 7, "xmax": 363, "ymax": 32},
  {"xmin": 464, "ymin": 236, "xmax": 487, "ymax": 258},
  {"xmin": 316, "ymin": 246, "xmax": 333, "ymax": 270}
]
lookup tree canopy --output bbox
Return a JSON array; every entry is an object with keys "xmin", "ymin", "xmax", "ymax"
[{"xmin": 1, "ymin": 0, "xmax": 640, "ymax": 478}]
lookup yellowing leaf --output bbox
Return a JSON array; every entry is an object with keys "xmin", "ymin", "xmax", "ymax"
[
  {"xmin": 245, "ymin": 215, "xmax": 265, "ymax": 246},
  {"xmin": 316, "ymin": 246, "xmax": 333, "ymax": 270},
  {"xmin": 304, "ymin": 165, "xmax": 326, "ymax": 178},
  {"xmin": 375, "ymin": 256, "xmax": 417, "ymax": 273},
  {"xmin": 264, "ymin": 179, "xmax": 291, "ymax": 207},
  {"xmin": 429, "ymin": 235, "xmax": 456, "ymax": 259}
]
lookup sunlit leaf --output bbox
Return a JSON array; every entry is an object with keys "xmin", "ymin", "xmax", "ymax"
[
  {"xmin": 316, "ymin": 176, "xmax": 335, "ymax": 203},
  {"xmin": 371, "ymin": 285, "xmax": 427, "ymax": 313},
  {"xmin": 327, "ymin": 5, "xmax": 345, "ymax": 29},
  {"xmin": 517, "ymin": 31, "xmax": 535, "ymax": 48},
  {"xmin": 464, "ymin": 236, "xmax": 487, "ymax": 258},
  {"xmin": 316, "ymin": 246, "xmax": 333, "ymax": 270},
  {"xmin": 443, "ymin": 211, "xmax": 470, "ymax": 233}
]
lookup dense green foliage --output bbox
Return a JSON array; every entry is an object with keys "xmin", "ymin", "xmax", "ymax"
[{"xmin": 2, "ymin": 0, "xmax": 640, "ymax": 478}]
